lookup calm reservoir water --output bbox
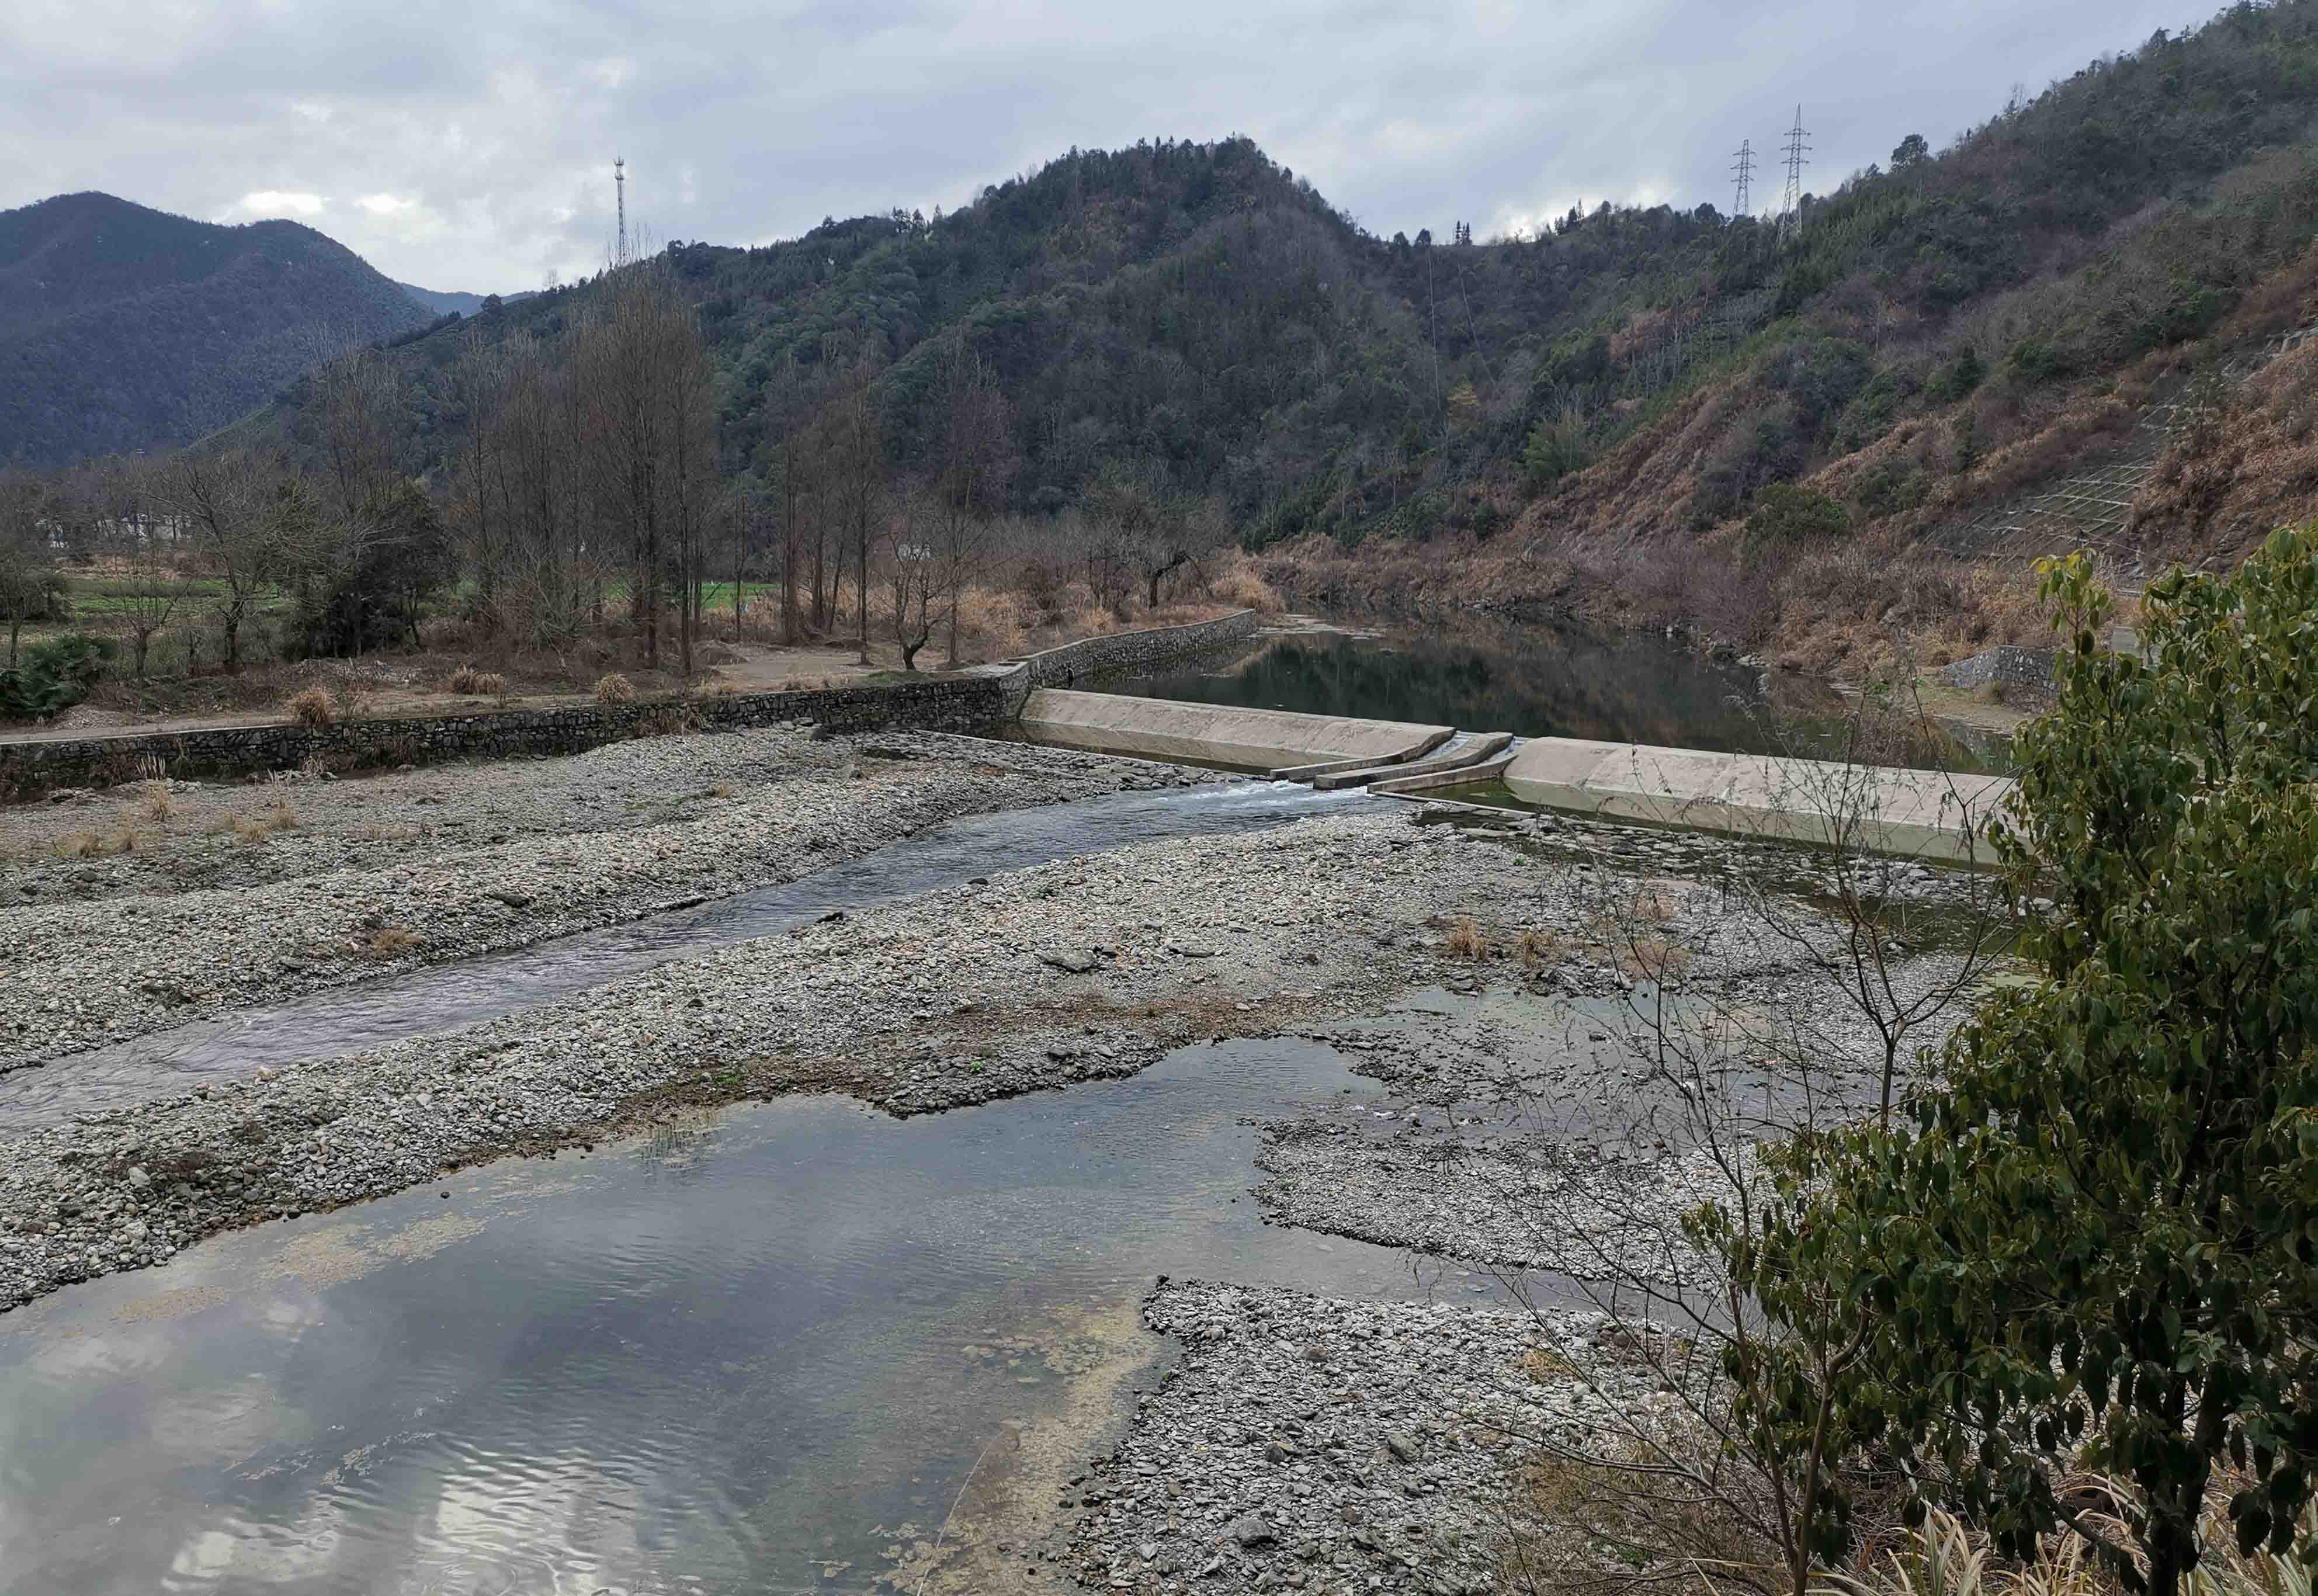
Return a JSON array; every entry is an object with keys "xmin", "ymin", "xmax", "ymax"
[{"xmin": 1099, "ymin": 624, "xmax": 2011, "ymax": 770}]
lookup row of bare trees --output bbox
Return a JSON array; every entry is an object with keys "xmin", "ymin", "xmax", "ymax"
[
  {"xmin": 445, "ymin": 265, "xmax": 717, "ymax": 673},
  {"xmin": 0, "ymin": 376, "xmax": 433, "ymax": 683},
  {"xmin": 6, "ymin": 259, "xmax": 1247, "ymax": 694}
]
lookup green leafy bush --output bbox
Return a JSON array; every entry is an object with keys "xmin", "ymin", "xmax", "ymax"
[
  {"xmin": 0, "ymin": 632, "xmax": 114, "ymax": 720},
  {"xmin": 1742, "ymin": 483, "xmax": 1851, "ymax": 559},
  {"xmin": 1715, "ymin": 528, "xmax": 2318, "ymax": 1596}
]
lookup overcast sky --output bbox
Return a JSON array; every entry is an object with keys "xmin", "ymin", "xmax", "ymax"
[{"xmin": 5, "ymin": 0, "xmax": 2190, "ymax": 293}]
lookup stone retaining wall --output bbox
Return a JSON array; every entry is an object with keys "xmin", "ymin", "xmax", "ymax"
[
  {"xmin": 0, "ymin": 610, "xmax": 1266, "ymax": 799},
  {"xmin": 994, "ymin": 609, "xmax": 1259, "ymax": 714},
  {"xmin": 0, "ymin": 677, "xmax": 1004, "ymax": 797},
  {"xmin": 1938, "ymin": 644, "xmax": 2058, "ymax": 706}
]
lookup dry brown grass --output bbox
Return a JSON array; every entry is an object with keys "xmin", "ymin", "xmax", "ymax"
[
  {"xmin": 954, "ymin": 584, "xmax": 1035, "ymax": 658},
  {"xmin": 363, "ymin": 927, "xmax": 419, "ymax": 960},
  {"xmin": 1621, "ymin": 934, "xmax": 1693, "ymax": 981},
  {"xmin": 1519, "ymin": 927, "xmax": 1566, "ymax": 967},
  {"xmin": 223, "ymin": 800, "xmax": 301, "ymax": 844},
  {"xmin": 1202, "ymin": 549, "xmax": 1286, "ymax": 614},
  {"xmin": 59, "ymin": 823, "xmax": 143, "ymax": 857},
  {"xmin": 595, "ymin": 672, "xmax": 639, "ymax": 705},
  {"xmin": 446, "ymin": 666, "xmax": 507, "ymax": 696},
  {"xmin": 1502, "ymin": 1442, "xmax": 1783, "ymax": 1596},
  {"xmin": 285, "ymin": 686, "xmax": 335, "ymax": 728},
  {"xmin": 1629, "ymin": 889, "xmax": 1679, "ymax": 924},
  {"xmin": 706, "ymin": 782, "xmax": 734, "ymax": 799},
  {"xmin": 353, "ymin": 821, "xmax": 421, "ymax": 842},
  {"xmin": 1442, "ymin": 915, "xmax": 1493, "ymax": 960},
  {"xmin": 137, "ymin": 780, "xmax": 173, "ymax": 823}
]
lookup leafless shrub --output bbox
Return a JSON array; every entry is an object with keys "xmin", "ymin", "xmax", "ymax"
[
  {"xmin": 595, "ymin": 672, "xmax": 639, "ymax": 705},
  {"xmin": 54, "ymin": 830, "xmax": 102, "ymax": 859},
  {"xmin": 1474, "ymin": 682, "xmax": 2018, "ymax": 1596},
  {"xmin": 137, "ymin": 780, "xmax": 173, "ymax": 822}
]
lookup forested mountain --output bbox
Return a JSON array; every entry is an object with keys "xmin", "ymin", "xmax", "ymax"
[
  {"xmin": 240, "ymin": 1, "xmax": 2318, "ymax": 664},
  {"xmin": 0, "ymin": 193, "xmax": 426, "ymax": 469}
]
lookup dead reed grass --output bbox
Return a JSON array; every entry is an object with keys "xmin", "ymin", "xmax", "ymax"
[{"xmin": 285, "ymin": 686, "xmax": 335, "ymax": 728}]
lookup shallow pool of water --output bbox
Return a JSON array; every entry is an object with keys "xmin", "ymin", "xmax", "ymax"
[
  {"xmin": 0, "ymin": 1036, "xmax": 1542, "ymax": 1595},
  {"xmin": 1, "ymin": 780, "xmax": 1361, "ymax": 1129}
]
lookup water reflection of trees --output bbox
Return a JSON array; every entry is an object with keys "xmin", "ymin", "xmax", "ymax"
[{"xmin": 1123, "ymin": 625, "xmax": 1825, "ymax": 755}]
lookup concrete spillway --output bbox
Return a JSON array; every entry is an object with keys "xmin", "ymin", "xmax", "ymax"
[
  {"xmin": 1020, "ymin": 689, "xmax": 1449, "ymax": 772},
  {"xmin": 1016, "ymin": 692, "xmax": 2012, "ymax": 861},
  {"xmin": 1502, "ymin": 738, "xmax": 2012, "ymax": 862}
]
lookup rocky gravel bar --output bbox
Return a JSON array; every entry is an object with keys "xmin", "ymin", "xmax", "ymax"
[
  {"xmin": 1049, "ymin": 1281, "xmax": 1658, "ymax": 1596},
  {"xmin": 0, "ymin": 801, "xmax": 1579, "ymax": 1310},
  {"xmin": 0, "ymin": 727, "xmax": 1216, "ymax": 1070}
]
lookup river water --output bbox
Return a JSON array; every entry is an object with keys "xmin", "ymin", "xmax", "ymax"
[
  {"xmin": 0, "ymin": 780, "xmax": 1575, "ymax": 1594},
  {"xmin": 0, "ymin": 1033, "xmax": 1539, "ymax": 1596},
  {"xmin": 0, "ymin": 782, "xmax": 1359, "ymax": 1128},
  {"xmin": 1099, "ymin": 623, "xmax": 2012, "ymax": 771}
]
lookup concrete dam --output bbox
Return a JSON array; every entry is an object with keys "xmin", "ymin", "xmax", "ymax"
[{"xmin": 1021, "ymin": 689, "xmax": 2012, "ymax": 862}]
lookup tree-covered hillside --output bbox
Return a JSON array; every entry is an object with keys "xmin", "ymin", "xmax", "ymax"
[
  {"xmin": 231, "ymin": 0, "xmax": 2318, "ymax": 667},
  {"xmin": 0, "ymin": 193, "xmax": 426, "ymax": 469}
]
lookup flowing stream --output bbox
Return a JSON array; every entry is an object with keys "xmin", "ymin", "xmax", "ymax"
[{"xmin": 0, "ymin": 782, "xmax": 1360, "ymax": 1129}]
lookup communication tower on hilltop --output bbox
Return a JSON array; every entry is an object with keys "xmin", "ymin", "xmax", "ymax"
[
  {"xmin": 615, "ymin": 157, "xmax": 629, "ymax": 267},
  {"xmin": 1778, "ymin": 107, "xmax": 1812, "ymax": 239},
  {"xmin": 1730, "ymin": 138, "xmax": 1756, "ymax": 221}
]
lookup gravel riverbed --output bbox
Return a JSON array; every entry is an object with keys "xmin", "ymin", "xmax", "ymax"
[
  {"xmin": 1049, "ymin": 1281, "xmax": 1658, "ymax": 1596},
  {"xmin": 0, "ymin": 727, "xmax": 1217, "ymax": 1071},
  {"xmin": 0, "ymin": 800, "xmax": 1556, "ymax": 1309},
  {"xmin": 0, "ymin": 733, "xmax": 2007, "ymax": 1593}
]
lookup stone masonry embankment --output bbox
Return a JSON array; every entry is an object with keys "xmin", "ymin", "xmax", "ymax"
[
  {"xmin": 0, "ymin": 677, "xmax": 1004, "ymax": 797},
  {"xmin": 0, "ymin": 610, "xmax": 1260, "ymax": 797},
  {"xmin": 995, "ymin": 609, "xmax": 1260, "ymax": 714}
]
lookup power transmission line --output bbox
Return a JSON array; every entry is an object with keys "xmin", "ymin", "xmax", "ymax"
[
  {"xmin": 1778, "ymin": 106, "xmax": 1811, "ymax": 240},
  {"xmin": 1730, "ymin": 138, "xmax": 1756, "ymax": 221}
]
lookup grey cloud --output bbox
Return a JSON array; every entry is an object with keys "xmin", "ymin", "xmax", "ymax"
[{"xmin": 4, "ymin": 0, "xmax": 2193, "ymax": 292}]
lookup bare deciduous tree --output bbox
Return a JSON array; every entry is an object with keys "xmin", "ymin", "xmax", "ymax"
[
  {"xmin": 930, "ymin": 341, "xmax": 1015, "ymax": 665},
  {"xmin": 883, "ymin": 484, "xmax": 943, "ymax": 672},
  {"xmin": 823, "ymin": 342, "xmax": 887, "ymax": 665},
  {"xmin": 89, "ymin": 459, "xmax": 183, "ymax": 678},
  {"xmin": 159, "ymin": 450, "xmax": 289, "ymax": 674},
  {"xmin": 0, "ymin": 471, "xmax": 60, "ymax": 668}
]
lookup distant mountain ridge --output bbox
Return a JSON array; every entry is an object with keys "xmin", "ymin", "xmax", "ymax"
[
  {"xmin": 0, "ymin": 192, "xmax": 427, "ymax": 467},
  {"xmin": 394, "ymin": 282, "xmax": 535, "ymax": 318}
]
